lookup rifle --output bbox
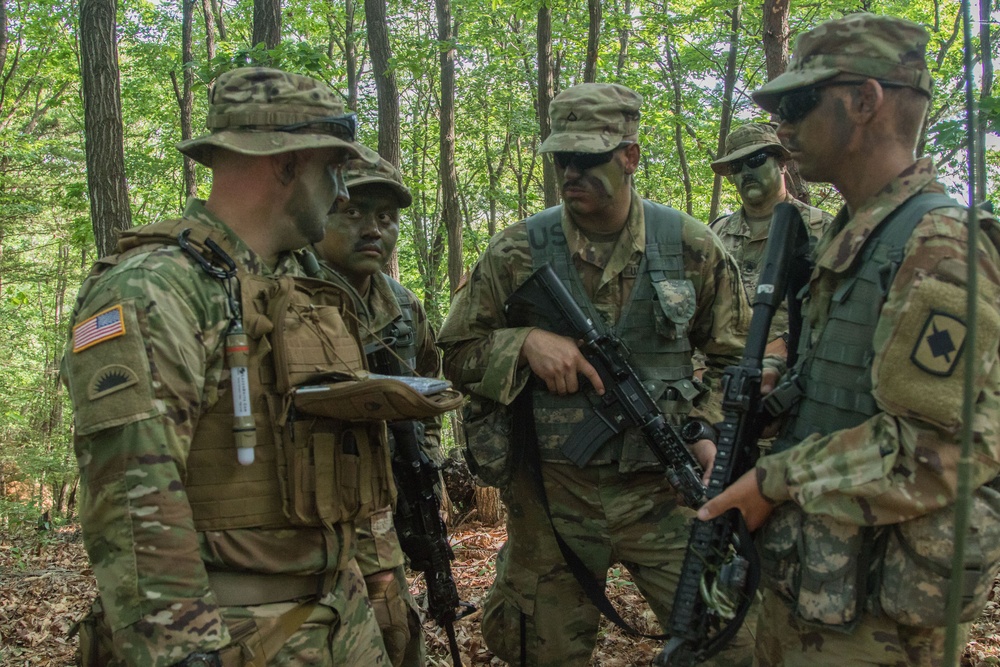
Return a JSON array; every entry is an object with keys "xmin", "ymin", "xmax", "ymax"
[
  {"xmin": 505, "ymin": 264, "xmax": 706, "ymax": 509},
  {"xmin": 656, "ymin": 202, "xmax": 809, "ymax": 666},
  {"xmin": 366, "ymin": 347, "xmax": 473, "ymax": 667}
]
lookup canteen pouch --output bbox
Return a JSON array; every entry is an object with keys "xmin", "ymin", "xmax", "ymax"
[
  {"xmin": 462, "ymin": 395, "xmax": 517, "ymax": 488},
  {"xmin": 758, "ymin": 505, "xmax": 867, "ymax": 627},
  {"xmin": 293, "ymin": 374, "xmax": 464, "ymax": 422},
  {"xmin": 878, "ymin": 484, "xmax": 1000, "ymax": 627}
]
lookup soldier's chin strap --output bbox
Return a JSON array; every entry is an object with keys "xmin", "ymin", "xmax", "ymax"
[{"xmin": 943, "ymin": 2, "xmax": 984, "ymax": 663}]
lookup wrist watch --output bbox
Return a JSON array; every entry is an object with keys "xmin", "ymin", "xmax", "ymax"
[
  {"xmin": 681, "ymin": 418, "xmax": 718, "ymax": 444},
  {"xmin": 174, "ymin": 652, "xmax": 221, "ymax": 667}
]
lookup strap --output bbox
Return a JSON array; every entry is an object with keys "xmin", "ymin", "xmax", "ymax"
[{"xmin": 208, "ymin": 571, "xmax": 328, "ymax": 606}]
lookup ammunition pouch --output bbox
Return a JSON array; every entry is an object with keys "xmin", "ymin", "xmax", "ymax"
[
  {"xmin": 877, "ymin": 484, "xmax": 1000, "ymax": 627},
  {"xmin": 461, "ymin": 394, "xmax": 518, "ymax": 489}
]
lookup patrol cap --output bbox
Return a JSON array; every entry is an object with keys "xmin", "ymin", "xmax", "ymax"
[
  {"xmin": 343, "ymin": 154, "xmax": 413, "ymax": 209},
  {"xmin": 177, "ymin": 67, "xmax": 366, "ymax": 167},
  {"xmin": 710, "ymin": 123, "xmax": 791, "ymax": 175},
  {"xmin": 753, "ymin": 13, "xmax": 932, "ymax": 113},
  {"xmin": 538, "ymin": 83, "xmax": 642, "ymax": 154}
]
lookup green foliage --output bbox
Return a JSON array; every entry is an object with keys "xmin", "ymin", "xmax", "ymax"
[{"xmin": 0, "ymin": 0, "xmax": 997, "ymax": 524}]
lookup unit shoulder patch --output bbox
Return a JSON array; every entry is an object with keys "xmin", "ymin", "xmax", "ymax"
[{"xmin": 911, "ymin": 310, "xmax": 967, "ymax": 376}]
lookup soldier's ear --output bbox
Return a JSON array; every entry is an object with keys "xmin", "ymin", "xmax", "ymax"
[
  {"xmin": 621, "ymin": 143, "xmax": 641, "ymax": 175},
  {"xmin": 272, "ymin": 152, "xmax": 299, "ymax": 187}
]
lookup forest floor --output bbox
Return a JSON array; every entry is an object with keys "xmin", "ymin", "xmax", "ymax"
[{"xmin": 1, "ymin": 523, "xmax": 999, "ymax": 667}]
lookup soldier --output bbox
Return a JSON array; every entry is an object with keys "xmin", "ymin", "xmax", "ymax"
[
  {"xmin": 710, "ymin": 122, "xmax": 832, "ymax": 362},
  {"xmin": 312, "ymin": 156, "xmax": 442, "ymax": 667},
  {"xmin": 62, "ymin": 68, "xmax": 393, "ymax": 666},
  {"xmin": 437, "ymin": 82, "xmax": 750, "ymax": 666},
  {"xmin": 699, "ymin": 14, "xmax": 1000, "ymax": 666}
]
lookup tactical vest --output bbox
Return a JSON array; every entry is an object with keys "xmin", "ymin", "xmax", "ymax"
[
  {"xmin": 526, "ymin": 202, "xmax": 699, "ymax": 469},
  {"xmin": 773, "ymin": 193, "xmax": 957, "ymax": 452},
  {"xmin": 113, "ymin": 218, "xmax": 395, "ymax": 532},
  {"xmin": 370, "ymin": 276, "xmax": 419, "ymax": 372}
]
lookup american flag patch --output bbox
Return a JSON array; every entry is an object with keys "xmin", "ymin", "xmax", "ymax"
[{"xmin": 73, "ymin": 305, "xmax": 126, "ymax": 352}]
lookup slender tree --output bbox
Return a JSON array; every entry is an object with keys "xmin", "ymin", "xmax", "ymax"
[
  {"xmin": 436, "ymin": 0, "xmax": 462, "ymax": 295},
  {"xmin": 252, "ymin": 0, "xmax": 281, "ymax": 48},
  {"xmin": 538, "ymin": 5, "xmax": 558, "ymax": 207},
  {"xmin": 663, "ymin": 35, "xmax": 693, "ymax": 215},
  {"xmin": 79, "ymin": 0, "xmax": 132, "ymax": 258},
  {"xmin": 201, "ymin": 0, "xmax": 218, "ymax": 64},
  {"xmin": 976, "ymin": 0, "xmax": 994, "ymax": 199},
  {"xmin": 708, "ymin": 2, "xmax": 741, "ymax": 223},
  {"xmin": 172, "ymin": 0, "xmax": 197, "ymax": 199},
  {"xmin": 584, "ymin": 0, "xmax": 601, "ymax": 83}
]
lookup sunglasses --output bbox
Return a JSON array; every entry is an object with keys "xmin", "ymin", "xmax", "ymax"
[
  {"xmin": 776, "ymin": 80, "xmax": 906, "ymax": 124},
  {"xmin": 722, "ymin": 150, "xmax": 776, "ymax": 176},
  {"xmin": 553, "ymin": 149, "xmax": 616, "ymax": 171},
  {"xmin": 277, "ymin": 112, "xmax": 357, "ymax": 142}
]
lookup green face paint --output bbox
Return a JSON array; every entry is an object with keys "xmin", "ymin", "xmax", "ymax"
[
  {"xmin": 732, "ymin": 155, "xmax": 782, "ymax": 207},
  {"xmin": 586, "ymin": 158, "xmax": 628, "ymax": 200}
]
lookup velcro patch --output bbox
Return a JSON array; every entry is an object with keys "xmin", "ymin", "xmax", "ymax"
[
  {"xmin": 911, "ymin": 311, "xmax": 967, "ymax": 376},
  {"xmin": 73, "ymin": 305, "xmax": 125, "ymax": 352},
  {"xmin": 88, "ymin": 364, "xmax": 140, "ymax": 400}
]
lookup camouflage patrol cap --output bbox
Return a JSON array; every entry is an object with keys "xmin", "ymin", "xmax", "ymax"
[
  {"xmin": 753, "ymin": 13, "xmax": 932, "ymax": 113},
  {"xmin": 343, "ymin": 154, "xmax": 413, "ymax": 209},
  {"xmin": 710, "ymin": 122, "xmax": 791, "ymax": 175},
  {"xmin": 177, "ymin": 67, "xmax": 365, "ymax": 167},
  {"xmin": 538, "ymin": 83, "xmax": 642, "ymax": 154}
]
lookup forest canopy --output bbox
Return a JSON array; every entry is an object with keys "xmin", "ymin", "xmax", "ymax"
[{"xmin": 0, "ymin": 0, "xmax": 997, "ymax": 525}]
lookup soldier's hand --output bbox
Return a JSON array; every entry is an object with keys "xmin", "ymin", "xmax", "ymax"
[
  {"xmin": 697, "ymin": 468, "xmax": 775, "ymax": 532},
  {"xmin": 520, "ymin": 328, "xmax": 605, "ymax": 396},
  {"xmin": 689, "ymin": 438, "xmax": 716, "ymax": 485}
]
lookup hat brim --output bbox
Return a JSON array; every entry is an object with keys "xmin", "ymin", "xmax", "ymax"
[
  {"xmin": 177, "ymin": 130, "xmax": 364, "ymax": 167},
  {"xmin": 345, "ymin": 176, "xmax": 413, "ymax": 209},
  {"xmin": 710, "ymin": 141, "xmax": 792, "ymax": 175},
  {"xmin": 751, "ymin": 67, "xmax": 841, "ymax": 112},
  {"xmin": 538, "ymin": 132, "xmax": 629, "ymax": 154}
]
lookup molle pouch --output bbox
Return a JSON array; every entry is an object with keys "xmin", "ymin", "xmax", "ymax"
[
  {"xmin": 71, "ymin": 598, "xmax": 115, "ymax": 667},
  {"xmin": 277, "ymin": 407, "xmax": 392, "ymax": 526},
  {"xmin": 267, "ymin": 276, "xmax": 366, "ymax": 394},
  {"xmin": 795, "ymin": 514, "xmax": 866, "ymax": 627},
  {"xmin": 462, "ymin": 396, "xmax": 517, "ymax": 488},
  {"xmin": 879, "ymin": 485, "xmax": 1000, "ymax": 627},
  {"xmin": 757, "ymin": 502, "xmax": 802, "ymax": 603},
  {"xmin": 652, "ymin": 279, "xmax": 697, "ymax": 341}
]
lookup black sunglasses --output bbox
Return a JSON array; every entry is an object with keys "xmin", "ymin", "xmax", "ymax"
[
  {"xmin": 277, "ymin": 112, "xmax": 357, "ymax": 142},
  {"xmin": 776, "ymin": 80, "xmax": 906, "ymax": 124},
  {"xmin": 722, "ymin": 150, "xmax": 777, "ymax": 176},
  {"xmin": 553, "ymin": 149, "xmax": 616, "ymax": 171}
]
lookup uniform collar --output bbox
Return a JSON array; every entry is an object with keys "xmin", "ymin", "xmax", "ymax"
[
  {"xmin": 560, "ymin": 188, "xmax": 645, "ymax": 285},
  {"xmin": 814, "ymin": 158, "xmax": 938, "ymax": 274}
]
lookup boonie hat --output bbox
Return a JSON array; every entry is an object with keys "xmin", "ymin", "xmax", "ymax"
[
  {"xmin": 343, "ymin": 154, "xmax": 413, "ymax": 209},
  {"xmin": 753, "ymin": 13, "xmax": 932, "ymax": 113},
  {"xmin": 710, "ymin": 123, "xmax": 791, "ymax": 175},
  {"xmin": 177, "ymin": 67, "xmax": 365, "ymax": 167},
  {"xmin": 538, "ymin": 83, "xmax": 642, "ymax": 154}
]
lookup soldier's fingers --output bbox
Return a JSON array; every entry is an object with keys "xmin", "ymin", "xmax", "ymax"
[{"xmin": 578, "ymin": 358, "xmax": 605, "ymax": 395}]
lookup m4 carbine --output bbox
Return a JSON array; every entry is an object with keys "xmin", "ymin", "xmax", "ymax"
[
  {"xmin": 505, "ymin": 263, "xmax": 707, "ymax": 509},
  {"xmin": 657, "ymin": 203, "xmax": 809, "ymax": 666}
]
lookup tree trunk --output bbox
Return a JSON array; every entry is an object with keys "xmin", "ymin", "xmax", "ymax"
[
  {"xmin": 664, "ymin": 37, "xmax": 693, "ymax": 215},
  {"xmin": 365, "ymin": 0, "xmax": 401, "ymax": 278},
  {"xmin": 708, "ymin": 3, "xmax": 741, "ymax": 223},
  {"xmin": 436, "ymin": 0, "xmax": 462, "ymax": 297},
  {"xmin": 584, "ymin": 0, "xmax": 601, "ymax": 83},
  {"xmin": 763, "ymin": 0, "xmax": 808, "ymax": 203},
  {"xmin": 80, "ymin": 0, "xmax": 133, "ymax": 258},
  {"xmin": 474, "ymin": 486, "xmax": 505, "ymax": 526},
  {"xmin": 537, "ymin": 5, "xmax": 558, "ymax": 207},
  {"xmin": 210, "ymin": 0, "xmax": 227, "ymax": 41},
  {"xmin": 615, "ymin": 0, "xmax": 630, "ymax": 79},
  {"xmin": 177, "ymin": 0, "xmax": 196, "ymax": 199},
  {"xmin": 343, "ymin": 0, "xmax": 358, "ymax": 110},
  {"xmin": 0, "ymin": 0, "xmax": 7, "ymax": 82},
  {"xmin": 252, "ymin": 0, "xmax": 281, "ymax": 49},
  {"xmin": 201, "ymin": 0, "xmax": 217, "ymax": 64}
]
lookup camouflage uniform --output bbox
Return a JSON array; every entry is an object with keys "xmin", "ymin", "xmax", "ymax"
[
  {"xmin": 438, "ymin": 83, "xmax": 750, "ymax": 666},
  {"xmin": 61, "ymin": 69, "xmax": 390, "ymax": 667},
  {"xmin": 709, "ymin": 123, "xmax": 833, "ymax": 348},
  {"xmin": 313, "ymin": 157, "xmax": 443, "ymax": 667},
  {"xmin": 745, "ymin": 16, "xmax": 1000, "ymax": 666}
]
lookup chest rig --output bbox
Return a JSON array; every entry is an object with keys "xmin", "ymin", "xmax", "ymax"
[
  {"xmin": 525, "ymin": 202, "xmax": 698, "ymax": 469},
  {"xmin": 365, "ymin": 277, "xmax": 419, "ymax": 374},
  {"xmin": 114, "ymin": 218, "xmax": 394, "ymax": 533}
]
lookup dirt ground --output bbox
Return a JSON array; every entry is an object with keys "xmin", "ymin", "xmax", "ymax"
[{"xmin": 2, "ymin": 524, "xmax": 998, "ymax": 666}]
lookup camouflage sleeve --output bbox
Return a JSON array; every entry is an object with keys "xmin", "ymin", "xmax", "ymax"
[
  {"xmin": 758, "ymin": 212, "xmax": 1000, "ymax": 526},
  {"xmin": 410, "ymin": 292, "xmax": 445, "ymax": 466},
  {"xmin": 62, "ymin": 258, "xmax": 230, "ymax": 665},
  {"xmin": 438, "ymin": 225, "xmax": 536, "ymax": 405},
  {"xmin": 681, "ymin": 215, "xmax": 750, "ymax": 412}
]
